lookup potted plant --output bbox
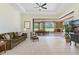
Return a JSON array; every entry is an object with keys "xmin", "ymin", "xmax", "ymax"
[{"xmin": 64, "ymin": 24, "xmax": 71, "ymax": 42}]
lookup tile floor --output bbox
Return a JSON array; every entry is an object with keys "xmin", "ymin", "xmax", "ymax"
[{"xmin": 2, "ymin": 33, "xmax": 79, "ymax": 55}]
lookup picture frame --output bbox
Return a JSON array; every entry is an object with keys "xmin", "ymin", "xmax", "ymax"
[{"xmin": 24, "ymin": 21, "xmax": 30, "ymax": 29}]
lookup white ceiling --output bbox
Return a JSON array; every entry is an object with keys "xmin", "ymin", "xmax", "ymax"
[{"xmin": 10, "ymin": 3, "xmax": 74, "ymax": 17}]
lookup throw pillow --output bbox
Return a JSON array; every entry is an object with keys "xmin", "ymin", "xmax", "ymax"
[
  {"xmin": 0, "ymin": 35, "xmax": 4, "ymax": 39},
  {"xmin": 5, "ymin": 34, "xmax": 10, "ymax": 40},
  {"xmin": 10, "ymin": 33, "xmax": 13, "ymax": 39},
  {"xmin": 2, "ymin": 34, "xmax": 6, "ymax": 39},
  {"xmin": 18, "ymin": 32, "xmax": 22, "ymax": 36}
]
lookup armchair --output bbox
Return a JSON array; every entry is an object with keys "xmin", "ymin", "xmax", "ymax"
[{"xmin": 30, "ymin": 32, "xmax": 39, "ymax": 41}]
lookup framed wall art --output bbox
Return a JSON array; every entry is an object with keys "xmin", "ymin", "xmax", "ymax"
[{"xmin": 24, "ymin": 21, "xmax": 31, "ymax": 29}]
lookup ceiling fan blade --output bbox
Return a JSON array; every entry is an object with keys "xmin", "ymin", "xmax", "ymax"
[
  {"xmin": 41, "ymin": 3, "xmax": 47, "ymax": 7},
  {"xmin": 36, "ymin": 3, "xmax": 40, "ymax": 7},
  {"xmin": 41, "ymin": 6, "xmax": 47, "ymax": 9}
]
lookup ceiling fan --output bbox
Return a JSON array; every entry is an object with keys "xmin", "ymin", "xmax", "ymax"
[{"xmin": 34, "ymin": 3, "xmax": 47, "ymax": 11}]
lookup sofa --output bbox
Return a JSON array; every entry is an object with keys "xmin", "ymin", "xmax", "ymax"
[{"xmin": 0, "ymin": 32, "xmax": 27, "ymax": 50}]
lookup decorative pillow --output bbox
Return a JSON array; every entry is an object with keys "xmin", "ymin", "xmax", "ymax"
[
  {"xmin": 18, "ymin": 32, "xmax": 22, "ymax": 36},
  {"xmin": 0, "ymin": 35, "xmax": 4, "ymax": 39},
  {"xmin": 12, "ymin": 32, "xmax": 15, "ymax": 37},
  {"xmin": 15, "ymin": 32, "xmax": 18, "ymax": 37},
  {"xmin": 21, "ymin": 33, "xmax": 26, "ymax": 36},
  {"xmin": 32, "ymin": 32, "xmax": 36, "ymax": 37},
  {"xmin": 5, "ymin": 34, "xmax": 10, "ymax": 40},
  {"xmin": 10, "ymin": 33, "xmax": 13, "ymax": 39},
  {"xmin": 2, "ymin": 34, "xmax": 6, "ymax": 39}
]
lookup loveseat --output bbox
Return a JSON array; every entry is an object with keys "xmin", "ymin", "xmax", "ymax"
[{"xmin": 0, "ymin": 32, "xmax": 27, "ymax": 50}]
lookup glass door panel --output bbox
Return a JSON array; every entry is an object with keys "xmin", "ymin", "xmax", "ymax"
[
  {"xmin": 39, "ymin": 22, "xmax": 44, "ymax": 31},
  {"xmin": 45, "ymin": 22, "xmax": 55, "ymax": 32},
  {"xmin": 33, "ymin": 21, "xmax": 55, "ymax": 32},
  {"xmin": 34, "ymin": 23, "xmax": 39, "ymax": 31}
]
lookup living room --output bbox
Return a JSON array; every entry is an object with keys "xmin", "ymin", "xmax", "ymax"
[{"xmin": 1, "ymin": 3, "xmax": 79, "ymax": 55}]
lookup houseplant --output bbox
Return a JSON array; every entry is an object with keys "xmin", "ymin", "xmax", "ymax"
[{"xmin": 64, "ymin": 24, "xmax": 71, "ymax": 42}]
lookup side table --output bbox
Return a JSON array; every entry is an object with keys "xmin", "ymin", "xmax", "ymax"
[{"xmin": 0, "ymin": 41, "xmax": 6, "ymax": 53}]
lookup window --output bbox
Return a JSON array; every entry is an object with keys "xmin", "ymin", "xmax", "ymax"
[
  {"xmin": 45, "ymin": 22, "xmax": 55, "ymax": 32},
  {"xmin": 34, "ymin": 23, "xmax": 39, "ymax": 31}
]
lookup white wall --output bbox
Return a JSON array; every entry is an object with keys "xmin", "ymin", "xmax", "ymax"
[
  {"xmin": 21, "ymin": 15, "xmax": 32, "ymax": 32},
  {"xmin": 0, "ymin": 4, "xmax": 21, "ymax": 33},
  {"xmin": 73, "ymin": 4, "xmax": 79, "ymax": 19}
]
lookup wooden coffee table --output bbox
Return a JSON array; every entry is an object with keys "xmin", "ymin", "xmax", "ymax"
[{"xmin": 0, "ymin": 41, "xmax": 6, "ymax": 53}]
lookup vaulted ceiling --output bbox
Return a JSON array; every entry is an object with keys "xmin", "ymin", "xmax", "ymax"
[{"xmin": 10, "ymin": 3, "xmax": 74, "ymax": 18}]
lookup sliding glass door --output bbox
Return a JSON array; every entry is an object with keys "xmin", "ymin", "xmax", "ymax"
[
  {"xmin": 34, "ymin": 22, "xmax": 39, "ymax": 31},
  {"xmin": 34, "ymin": 22, "xmax": 45, "ymax": 31},
  {"xmin": 39, "ymin": 22, "xmax": 45, "ymax": 31},
  {"xmin": 33, "ymin": 21, "xmax": 55, "ymax": 32},
  {"xmin": 45, "ymin": 22, "xmax": 55, "ymax": 32}
]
